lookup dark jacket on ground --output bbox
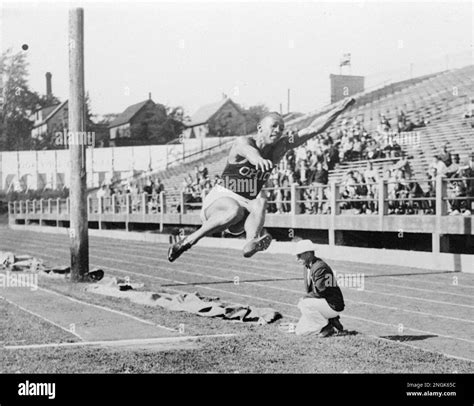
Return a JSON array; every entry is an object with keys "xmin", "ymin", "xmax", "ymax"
[{"xmin": 304, "ymin": 257, "xmax": 345, "ymax": 312}]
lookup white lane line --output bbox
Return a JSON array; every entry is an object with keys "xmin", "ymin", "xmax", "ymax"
[
  {"xmin": 387, "ymin": 275, "xmax": 474, "ymax": 290},
  {"xmin": 4, "ymin": 333, "xmax": 237, "ymax": 350},
  {"xmin": 0, "ymin": 296, "xmax": 84, "ymax": 341}
]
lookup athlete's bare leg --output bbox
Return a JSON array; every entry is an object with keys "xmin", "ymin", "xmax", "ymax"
[
  {"xmin": 168, "ymin": 197, "xmax": 245, "ymax": 261},
  {"xmin": 242, "ymin": 195, "xmax": 272, "ymax": 257},
  {"xmin": 187, "ymin": 197, "xmax": 245, "ymax": 245},
  {"xmin": 243, "ymin": 196, "xmax": 267, "ymax": 241}
]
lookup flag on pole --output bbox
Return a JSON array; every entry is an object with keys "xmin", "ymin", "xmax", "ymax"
[{"xmin": 340, "ymin": 53, "xmax": 351, "ymax": 67}]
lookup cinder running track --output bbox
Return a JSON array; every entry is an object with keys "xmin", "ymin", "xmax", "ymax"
[{"xmin": 1, "ymin": 227, "xmax": 473, "ymax": 361}]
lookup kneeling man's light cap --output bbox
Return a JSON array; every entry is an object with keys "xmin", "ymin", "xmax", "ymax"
[{"xmin": 293, "ymin": 239, "xmax": 315, "ymax": 255}]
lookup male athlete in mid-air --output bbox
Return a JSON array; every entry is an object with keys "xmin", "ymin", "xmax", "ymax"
[{"xmin": 168, "ymin": 97, "xmax": 355, "ymax": 262}]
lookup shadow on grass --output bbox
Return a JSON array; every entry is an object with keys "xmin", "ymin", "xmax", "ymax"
[{"xmin": 381, "ymin": 334, "xmax": 437, "ymax": 342}]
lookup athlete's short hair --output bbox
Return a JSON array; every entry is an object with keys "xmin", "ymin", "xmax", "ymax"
[{"xmin": 259, "ymin": 112, "xmax": 283, "ymax": 126}]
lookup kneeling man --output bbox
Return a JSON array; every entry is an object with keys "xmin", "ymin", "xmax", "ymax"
[{"xmin": 294, "ymin": 240, "xmax": 345, "ymax": 337}]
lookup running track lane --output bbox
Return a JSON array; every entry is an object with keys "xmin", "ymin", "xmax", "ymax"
[{"xmin": 1, "ymin": 228, "xmax": 473, "ymax": 362}]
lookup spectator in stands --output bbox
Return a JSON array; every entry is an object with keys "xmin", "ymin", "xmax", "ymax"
[
  {"xmin": 199, "ymin": 162, "xmax": 208, "ymax": 180},
  {"xmin": 414, "ymin": 114, "xmax": 427, "ymax": 128},
  {"xmin": 287, "ymin": 149, "xmax": 297, "ymax": 172},
  {"xmin": 352, "ymin": 137, "xmax": 362, "ymax": 161},
  {"xmin": 339, "ymin": 171, "xmax": 357, "ymax": 211},
  {"xmin": 445, "ymin": 154, "xmax": 461, "ymax": 178},
  {"xmin": 325, "ymin": 140, "xmax": 339, "ymax": 170},
  {"xmin": 439, "ymin": 143, "xmax": 452, "ymax": 167},
  {"xmin": 143, "ymin": 180, "xmax": 153, "ymax": 195},
  {"xmin": 386, "ymin": 169, "xmax": 397, "ymax": 214},
  {"xmin": 366, "ymin": 139, "xmax": 381, "ymax": 160},
  {"xmin": 353, "ymin": 171, "xmax": 369, "ymax": 214},
  {"xmin": 379, "ymin": 114, "xmax": 391, "ymax": 132},
  {"xmin": 392, "ymin": 151, "xmax": 412, "ymax": 178},
  {"xmin": 391, "ymin": 139, "xmax": 402, "ymax": 158},
  {"xmin": 154, "ymin": 178, "xmax": 164, "ymax": 194},
  {"xmin": 383, "ymin": 137, "xmax": 401, "ymax": 158},
  {"xmin": 394, "ymin": 169, "xmax": 409, "ymax": 214},
  {"xmin": 364, "ymin": 161, "xmax": 379, "ymax": 212},
  {"xmin": 424, "ymin": 168, "xmax": 437, "ymax": 214},
  {"xmin": 406, "ymin": 180, "xmax": 425, "ymax": 214},
  {"xmin": 309, "ymin": 161, "xmax": 329, "ymax": 213},
  {"xmin": 460, "ymin": 152, "xmax": 474, "ymax": 209},
  {"xmin": 448, "ymin": 181, "xmax": 469, "ymax": 216},
  {"xmin": 429, "ymin": 156, "xmax": 447, "ymax": 177},
  {"xmin": 397, "ymin": 109, "xmax": 406, "ymax": 133}
]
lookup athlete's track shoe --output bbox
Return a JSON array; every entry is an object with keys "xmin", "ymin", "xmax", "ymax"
[
  {"xmin": 243, "ymin": 234, "xmax": 272, "ymax": 258},
  {"xmin": 329, "ymin": 316, "xmax": 344, "ymax": 332},
  {"xmin": 168, "ymin": 239, "xmax": 192, "ymax": 262}
]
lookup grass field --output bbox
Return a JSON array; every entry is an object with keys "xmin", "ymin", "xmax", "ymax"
[{"xmin": 1, "ymin": 226, "xmax": 473, "ymax": 373}]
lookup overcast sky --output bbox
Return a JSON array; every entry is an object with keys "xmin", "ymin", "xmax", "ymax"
[{"xmin": 1, "ymin": 1, "xmax": 472, "ymax": 117}]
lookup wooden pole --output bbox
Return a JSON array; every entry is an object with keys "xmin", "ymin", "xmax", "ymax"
[{"xmin": 68, "ymin": 8, "xmax": 89, "ymax": 281}]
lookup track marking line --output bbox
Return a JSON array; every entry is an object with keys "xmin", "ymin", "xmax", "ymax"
[
  {"xmin": 0, "ymin": 296, "xmax": 84, "ymax": 341},
  {"xmin": 4, "ymin": 333, "xmax": 237, "ymax": 350},
  {"xmin": 38, "ymin": 286, "xmax": 178, "ymax": 332}
]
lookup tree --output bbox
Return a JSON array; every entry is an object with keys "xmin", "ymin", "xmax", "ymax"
[
  {"xmin": 0, "ymin": 49, "xmax": 44, "ymax": 151},
  {"xmin": 128, "ymin": 104, "xmax": 187, "ymax": 146},
  {"xmin": 242, "ymin": 104, "xmax": 270, "ymax": 134}
]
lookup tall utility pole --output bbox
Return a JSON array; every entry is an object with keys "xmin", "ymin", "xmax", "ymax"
[{"xmin": 68, "ymin": 8, "xmax": 89, "ymax": 281}]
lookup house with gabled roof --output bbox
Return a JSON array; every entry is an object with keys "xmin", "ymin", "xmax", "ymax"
[
  {"xmin": 183, "ymin": 97, "xmax": 247, "ymax": 139},
  {"xmin": 108, "ymin": 96, "xmax": 167, "ymax": 146},
  {"xmin": 31, "ymin": 100, "xmax": 69, "ymax": 140}
]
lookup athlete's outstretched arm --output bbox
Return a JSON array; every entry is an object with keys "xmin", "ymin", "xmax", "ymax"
[
  {"xmin": 287, "ymin": 97, "xmax": 355, "ymax": 150},
  {"xmin": 234, "ymin": 138, "xmax": 273, "ymax": 172}
]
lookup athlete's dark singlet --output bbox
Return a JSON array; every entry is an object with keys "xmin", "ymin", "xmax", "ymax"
[
  {"xmin": 220, "ymin": 159, "xmax": 272, "ymax": 199},
  {"xmin": 219, "ymin": 136, "xmax": 288, "ymax": 200}
]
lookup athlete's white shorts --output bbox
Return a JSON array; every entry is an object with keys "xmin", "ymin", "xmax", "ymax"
[
  {"xmin": 201, "ymin": 184, "xmax": 258, "ymax": 236},
  {"xmin": 200, "ymin": 185, "xmax": 252, "ymax": 223}
]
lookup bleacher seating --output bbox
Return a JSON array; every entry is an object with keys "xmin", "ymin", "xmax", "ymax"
[
  {"xmin": 122, "ymin": 65, "xmax": 473, "ymax": 209},
  {"xmin": 327, "ymin": 65, "xmax": 474, "ymax": 180}
]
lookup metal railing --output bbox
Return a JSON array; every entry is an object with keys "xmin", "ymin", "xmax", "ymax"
[{"xmin": 9, "ymin": 176, "xmax": 474, "ymax": 220}]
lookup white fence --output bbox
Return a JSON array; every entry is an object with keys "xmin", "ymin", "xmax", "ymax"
[{"xmin": 0, "ymin": 137, "xmax": 227, "ymax": 192}]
